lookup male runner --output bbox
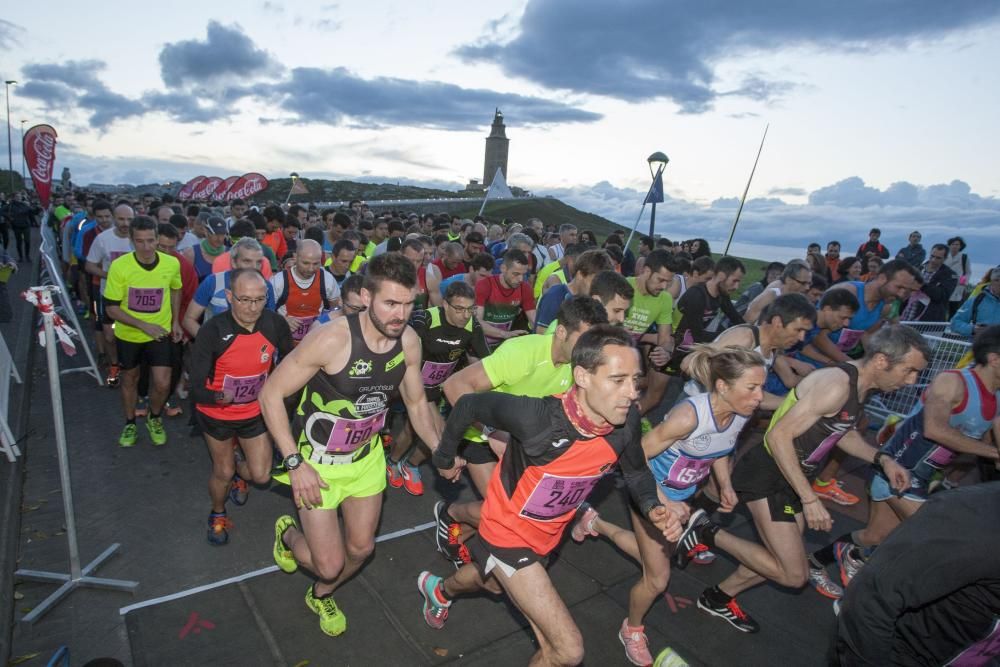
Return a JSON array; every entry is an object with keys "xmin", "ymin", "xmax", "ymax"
[
  {"xmin": 744, "ymin": 260, "xmax": 813, "ymax": 324},
  {"xmin": 400, "ymin": 238, "xmax": 431, "ymax": 310},
  {"xmin": 103, "ymin": 217, "xmax": 183, "ymax": 447},
  {"xmin": 475, "ymin": 248, "xmax": 536, "ymax": 347},
  {"xmin": 675, "ymin": 325, "xmax": 928, "ymax": 632},
  {"xmin": 533, "ymin": 242, "xmax": 580, "ymax": 300},
  {"xmin": 426, "ymin": 242, "xmax": 466, "ymax": 306},
  {"xmin": 534, "ymin": 249, "xmax": 614, "ymax": 332},
  {"xmin": 386, "ymin": 280, "xmax": 491, "ymax": 495},
  {"xmin": 808, "ymin": 324, "xmax": 1000, "ymax": 599},
  {"xmin": 190, "ymin": 269, "xmax": 293, "ymax": 545},
  {"xmin": 260, "ymin": 253, "xmax": 443, "ymax": 637},
  {"xmin": 544, "ymin": 270, "xmax": 634, "ymax": 331},
  {"xmin": 270, "ymin": 239, "xmax": 340, "ymax": 344},
  {"xmin": 673, "ymin": 256, "xmax": 745, "ymax": 349},
  {"xmin": 85, "ymin": 203, "xmax": 135, "ymax": 386},
  {"xmin": 325, "ymin": 238, "xmax": 356, "ymax": 288},
  {"xmin": 438, "ymin": 252, "xmax": 495, "ymax": 300},
  {"xmin": 418, "ymin": 326, "xmax": 682, "ymax": 667},
  {"xmin": 183, "ymin": 238, "xmax": 276, "ymax": 337}
]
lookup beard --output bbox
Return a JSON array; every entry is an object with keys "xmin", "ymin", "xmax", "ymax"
[{"xmin": 367, "ymin": 307, "xmax": 406, "ymax": 339}]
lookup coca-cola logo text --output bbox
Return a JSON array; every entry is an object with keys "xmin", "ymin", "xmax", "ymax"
[{"xmin": 30, "ymin": 133, "xmax": 56, "ymax": 184}]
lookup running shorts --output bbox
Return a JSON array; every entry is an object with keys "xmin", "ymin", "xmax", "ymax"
[
  {"xmin": 116, "ymin": 337, "xmax": 173, "ymax": 370},
  {"xmin": 195, "ymin": 410, "xmax": 268, "ymax": 441},
  {"xmin": 272, "ymin": 439, "xmax": 387, "ymax": 511},
  {"xmin": 731, "ymin": 443, "xmax": 802, "ymax": 523},
  {"xmin": 466, "ymin": 533, "xmax": 547, "ymax": 579},
  {"xmin": 869, "ymin": 471, "xmax": 927, "ymax": 503}
]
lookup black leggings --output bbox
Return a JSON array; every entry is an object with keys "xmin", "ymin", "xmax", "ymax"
[{"xmin": 12, "ymin": 227, "xmax": 30, "ymax": 260}]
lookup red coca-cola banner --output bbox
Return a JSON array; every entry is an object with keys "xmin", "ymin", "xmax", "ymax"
[
  {"xmin": 177, "ymin": 175, "xmax": 207, "ymax": 201},
  {"xmin": 225, "ymin": 173, "xmax": 269, "ymax": 201},
  {"xmin": 190, "ymin": 176, "xmax": 224, "ymax": 201},
  {"xmin": 23, "ymin": 124, "xmax": 58, "ymax": 208},
  {"xmin": 212, "ymin": 176, "xmax": 241, "ymax": 202}
]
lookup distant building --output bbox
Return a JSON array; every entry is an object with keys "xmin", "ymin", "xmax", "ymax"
[
  {"xmin": 483, "ymin": 109, "xmax": 509, "ymax": 188},
  {"xmin": 464, "ymin": 178, "xmax": 485, "ymax": 192}
]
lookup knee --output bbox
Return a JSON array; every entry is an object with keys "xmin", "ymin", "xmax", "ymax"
[
  {"xmin": 549, "ymin": 631, "xmax": 584, "ymax": 667},
  {"xmin": 212, "ymin": 458, "xmax": 236, "ymax": 481},
  {"xmin": 248, "ymin": 468, "xmax": 271, "ymax": 485},
  {"xmin": 312, "ymin": 555, "xmax": 345, "ymax": 582},
  {"xmin": 780, "ymin": 565, "xmax": 808, "ymax": 589},
  {"xmin": 641, "ymin": 568, "xmax": 670, "ymax": 594},
  {"xmin": 345, "ymin": 540, "xmax": 375, "ymax": 563}
]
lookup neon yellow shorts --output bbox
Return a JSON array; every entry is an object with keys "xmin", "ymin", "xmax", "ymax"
[{"xmin": 272, "ymin": 438, "xmax": 387, "ymax": 511}]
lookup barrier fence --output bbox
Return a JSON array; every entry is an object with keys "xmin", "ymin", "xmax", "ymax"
[{"xmin": 0, "ymin": 329, "xmax": 22, "ymax": 462}]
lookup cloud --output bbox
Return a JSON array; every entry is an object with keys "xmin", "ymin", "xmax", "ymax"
[
  {"xmin": 0, "ymin": 18, "xmax": 25, "ymax": 50},
  {"xmin": 19, "ymin": 59, "xmax": 146, "ymax": 129},
  {"xmin": 544, "ymin": 175, "xmax": 1000, "ymax": 268},
  {"xmin": 159, "ymin": 21, "xmax": 282, "ymax": 88},
  {"xmin": 256, "ymin": 66, "xmax": 601, "ymax": 130},
  {"xmin": 769, "ymin": 187, "xmax": 807, "ymax": 197},
  {"xmin": 17, "ymin": 81, "xmax": 77, "ymax": 106},
  {"xmin": 21, "ymin": 60, "xmax": 105, "ymax": 88},
  {"xmin": 457, "ymin": 0, "xmax": 1000, "ymax": 112},
  {"xmin": 142, "ymin": 91, "xmax": 231, "ymax": 124}
]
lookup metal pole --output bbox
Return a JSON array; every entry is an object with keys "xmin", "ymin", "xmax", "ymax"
[
  {"xmin": 722, "ymin": 124, "xmax": 769, "ymax": 257},
  {"xmin": 622, "ymin": 168, "xmax": 661, "ymax": 251},
  {"xmin": 4, "ymin": 82, "xmax": 12, "ymax": 193},
  {"xmin": 648, "ymin": 201, "xmax": 657, "ymax": 240},
  {"xmin": 20, "ymin": 120, "xmax": 25, "ymax": 182}
]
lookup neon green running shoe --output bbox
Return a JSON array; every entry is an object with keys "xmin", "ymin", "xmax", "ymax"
[
  {"xmin": 146, "ymin": 416, "xmax": 167, "ymax": 446},
  {"xmin": 118, "ymin": 423, "xmax": 138, "ymax": 448},
  {"xmin": 273, "ymin": 515, "xmax": 298, "ymax": 573},
  {"xmin": 305, "ymin": 586, "xmax": 347, "ymax": 636}
]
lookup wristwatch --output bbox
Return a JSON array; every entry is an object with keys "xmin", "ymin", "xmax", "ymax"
[
  {"xmin": 872, "ymin": 451, "xmax": 887, "ymax": 469},
  {"xmin": 283, "ymin": 453, "xmax": 304, "ymax": 471}
]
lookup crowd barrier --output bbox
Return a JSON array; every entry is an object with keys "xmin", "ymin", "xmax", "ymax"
[{"xmin": 0, "ymin": 330, "xmax": 22, "ymax": 462}]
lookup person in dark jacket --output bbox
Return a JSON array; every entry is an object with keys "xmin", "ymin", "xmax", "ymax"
[
  {"xmin": 895, "ymin": 230, "xmax": 926, "ymax": 268},
  {"xmin": 835, "ymin": 483, "xmax": 1000, "ymax": 666},
  {"xmin": 911, "ymin": 244, "xmax": 958, "ymax": 321},
  {"xmin": 856, "ymin": 228, "xmax": 889, "ymax": 260},
  {"xmin": 6, "ymin": 193, "xmax": 34, "ymax": 262}
]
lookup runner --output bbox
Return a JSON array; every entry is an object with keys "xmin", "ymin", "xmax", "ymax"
[
  {"xmin": 103, "ymin": 216, "xmax": 183, "ymax": 447},
  {"xmin": 621, "ymin": 249, "xmax": 678, "ymax": 414},
  {"xmin": 572, "ymin": 345, "xmax": 765, "ymax": 664},
  {"xmin": 425, "ymin": 242, "xmax": 466, "ymax": 306},
  {"xmin": 386, "ymin": 280, "xmax": 491, "ymax": 495},
  {"xmin": 674, "ymin": 325, "xmax": 928, "ymax": 632},
  {"xmin": 189, "ymin": 216, "xmax": 228, "ymax": 280},
  {"xmin": 533, "ymin": 243, "xmax": 580, "ymax": 300},
  {"xmin": 189, "ymin": 269, "xmax": 293, "ymax": 545},
  {"xmin": 674, "ymin": 256, "xmax": 745, "ymax": 352},
  {"xmin": 325, "ymin": 238, "xmax": 357, "ymax": 288},
  {"xmin": 808, "ymin": 324, "xmax": 1000, "ymax": 600},
  {"xmin": 84, "ymin": 203, "xmax": 134, "ymax": 387},
  {"xmin": 269, "ymin": 239, "xmax": 340, "ymax": 344},
  {"xmin": 439, "ymin": 252, "xmax": 495, "ymax": 300},
  {"xmin": 744, "ymin": 260, "xmax": 813, "ymax": 324},
  {"xmin": 417, "ymin": 325, "xmax": 683, "ymax": 667},
  {"xmin": 260, "ymin": 253, "xmax": 443, "ymax": 637},
  {"xmin": 475, "ymin": 248, "xmax": 536, "ymax": 348},
  {"xmin": 534, "ymin": 249, "xmax": 614, "ymax": 332},
  {"xmin": 400, "ymin": 238, "xmax": 431, "ymax": 311}
]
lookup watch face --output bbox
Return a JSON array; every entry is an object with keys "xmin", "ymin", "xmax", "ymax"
[{"xmin": 285, "ymin": 454, "xmax": 302, "ymax": 468}]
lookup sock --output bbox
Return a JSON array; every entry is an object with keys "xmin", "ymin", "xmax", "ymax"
[
  {"xmin": 312, "ymin": 583, "xmax": 333, "ymax": 600},
  {"xmin": 704, "ymin": 585, "xmax": 731, "ymax": 605},
  {"xmin": 812, "ymin": 533, "xmax": 854, "ymax": 567},
  {"xmin": 126, "ymin": 418, "xmax": 136, "ymax": 425},
  {"xmin": 701, "ymin": 521, "xmax": 720, "ymax": 548},
  {"xmin": 691, "ymin": 494, "xmax": 720, "ymax": 516},
  {"xmin": 209, "ymin": 510, "xmax": 226, "ymax": 518},
  {"xmin": 434, "ymin": 582, "xmax": 451, "ymax": 604},
  {"xmin": 814, "ymin": 478, "xmax": 832, "ymax": 487}
]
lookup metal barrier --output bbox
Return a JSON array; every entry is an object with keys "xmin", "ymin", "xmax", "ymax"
[
  {"xmin": 866, "ymin": 328, "xmax": 972, "ymax": 424},
  {"xmin": 0, "ymin": 330, "xmax": 23, "ymax": 462}
]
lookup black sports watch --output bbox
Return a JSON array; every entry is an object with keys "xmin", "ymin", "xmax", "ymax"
[
  {"xmin": 872, "ymin": 451, "xmax": 887, "ymax": 469},
  {"xmin": 283, "ymin": 453, "xmax": 304, "ymax": 471}
]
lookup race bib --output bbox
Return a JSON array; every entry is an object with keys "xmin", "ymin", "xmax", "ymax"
[
  {"xmin": 925, "ymin": 445, "xmax": 957, "ymax": 469},
  {"xmin": 421, "ymin": 360, "xmax": 458, "ymax": 387},
  {"xmin": 128, "ymin": 287, "xmax": 164, "ymax": 313},
  {"xmin": 222, "ymin": 373, "xmax": 267, "ymax": 404},
  {"xmin": 520, "ymin": 473, "xmax": 602, "ymax": 521},
  {"xmin": 291, "ymin": 315, "xmax": 318, "ymax": 342},
  {"xmin": 662, "ymin": 455, "xmax": 714, "ymax": 489},
  {"xmin": 323, "ymin": 411, "xmax": 387, "ymax": 454},
  {"xmin": 109, "ymin": 250, "xmax": 128, "ymax": 263},
  {"xmin": 836, "ymin": 328, "xmax": 864, "ymax": 352}
]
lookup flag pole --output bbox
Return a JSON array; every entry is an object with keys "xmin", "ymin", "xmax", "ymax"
[
  {"xmin": 478, "ymin": 182, "xmax": 492, "ymax": 217},
  {"xmin": 722, "ymin": 124, "xmax": 769, "ymax": 257},
  {"xmin": 623, "ymin": 171, "xmax": 661, "ymax": 251}
]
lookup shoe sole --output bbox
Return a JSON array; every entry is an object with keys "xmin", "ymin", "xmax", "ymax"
[
  {"xmin": 673, "ymin": 509, "xmax": 707, "ymax": 569},
  {"xmin": 812, "ymin": 585, "xmax": 843, "ymax": 600},
  {"xmin": 696, "ymin": 599, "xmax": 758, "ymax": 633},
  {"xmin": 618, "ymin": 631, "xmax": 652, "ymax": 666}
]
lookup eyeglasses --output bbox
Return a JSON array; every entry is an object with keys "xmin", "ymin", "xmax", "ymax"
[
  {"xmin": 791, "ymin": 277, "xmax": 811, "ymax": 287},
  {"xmin": 233, "ymin": 296, "xmax": 267, "ymax": 306},
  {"xmin": 446, "ymin": 301, "xmax": 476, "ymax": 314},
  {"xmin": 343, "ymin": 303, "xmax": 367, "ymax": 313}
]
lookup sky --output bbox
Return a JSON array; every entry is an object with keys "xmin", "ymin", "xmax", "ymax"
[{"xmin": 2, "ymin": 0, "xmax": 999, "ymax": 268}]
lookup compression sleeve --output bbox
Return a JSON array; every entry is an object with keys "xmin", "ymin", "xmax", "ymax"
[
  {"xmin": 719, "ymin": 293, "xmax": 744, "ymax": 328},
  {"xmin": 676, "ymin": 287, "xmax": 707, "ymax": 343},
  {"xmin": 432, "ymin": 392, "xmax": 546, "ymax": 469}
]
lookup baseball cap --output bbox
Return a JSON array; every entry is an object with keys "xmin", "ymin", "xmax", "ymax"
[{"xmin": 206, "ymin": 216, "xmax": 228, "ymax": 235}]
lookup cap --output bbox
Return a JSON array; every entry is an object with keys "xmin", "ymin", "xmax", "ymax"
[{"xmin": 206, "ymin": 216, "xmax": 228, "ymax": 235}]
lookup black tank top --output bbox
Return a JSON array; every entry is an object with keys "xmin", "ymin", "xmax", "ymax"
[{"xmin": 292, "ymin": 314, "xmax": 406, "ymax": 458}]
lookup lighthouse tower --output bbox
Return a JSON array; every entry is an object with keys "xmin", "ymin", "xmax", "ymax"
[{"xmin": 483, "ymin": 109, "xmax": 509, "ymax": 187}]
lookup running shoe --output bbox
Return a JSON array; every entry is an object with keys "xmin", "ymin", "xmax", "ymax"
[
  {"xmin": 434, "ymin": 501, "xmax": 464, "ymax": 565},
  {"xmin": 417, "ymin": 571, "xmax": 451, "ymax": 630},
  {"xmin": 653, "ymin": 647, "xmax": 690, "ymax": 667},
  {"xmin": 105, "ymin": 364, "xmax": 121, "ymax": 388},
  {"xmin": 674, "ymin": 509, "xmax": 710, "ymax": 569},
  {"xmin": 164, "ymin": 400, "xmax": 183, "ymax": 417},
  {"xmin": 146, "ymin": 416, "xmax": 167, "ymax": 446},
  {"xmin": 811, "ymin": 478, "xmax": 859, "ymax": 506},
  {"xmin": 118, "ymin": 423, "xmax": 138, "ymax": 448},
  {"xmin": 400, "ymin": 463, "xmax": 424, "ymax": 496},
  {"xmin": 305, "ymin": 586, "xmax": 347, "ymax": 636},
  {"xmin": 570, "ymin": 503, "xmax": 599, "ymax": 543},
  {"xmin": 833, "ymin": 542, "xmax": 864, "ymax": 587},
  {"xmin": 618, "ymin": 618, "xmax": 653, "ymax": 666},
  {"xmin": 273, "ymin": 515, "xmax": 298, "ymax": 573},
  {"xmin": 134, "ymin": 397, "xmax": 149, "ymax": 418},
  {"xmin": 229, "ymin": 474, "xmax": 249, "ymax": 506},
  {"xmin": 696, "ymin": 592, "xmax": 759, "ymax": 633},
  {"xmin": 808, "ymin": 566, "xmax": 844, "ymax": 600},
  {"xmin": 386, "ymin": 461, "xmax": 404, "ymax": 489},
  {"xmin": 690, "ymin": 543, "xmax": 717, "ymax": 565},
  {"xmin": 207, "ymin": 512, "xmax": 230, "ymax": 546}
]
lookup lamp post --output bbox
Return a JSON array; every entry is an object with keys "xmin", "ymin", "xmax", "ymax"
[
  {"xmin": 4, "ymin": 80, "xmax": 16, "ymax": 194},
  {"xmin": 646, "ymin": 151, "xmax": 669, "ymax": 240},
  {"xmin": 285, "ymin": 172, "xmax": 299, "ymax": 205},
  {"xmin": 20, "ymin": 120, "xmax": 27, "ymax": 183}
]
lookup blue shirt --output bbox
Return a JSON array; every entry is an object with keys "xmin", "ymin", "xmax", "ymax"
[
  {"xmin": 535, "ymin": 284, "xmax": 571, "ymax": 330},
  {"xmin": 194, "ymin": 272, "xmax": 276, "ymax": 317},
  {"xmin": 439, "ymin": 274, "xmax": 467, "ymax": 297}
]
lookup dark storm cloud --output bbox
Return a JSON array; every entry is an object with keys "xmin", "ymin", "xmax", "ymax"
[
  {"xmin": 456, "ymin": 0, "xmax": 1000, "ymax": 112},
  {"xmin": 159, "ymin": 21, "xmax": 282, "ymax": 88}
]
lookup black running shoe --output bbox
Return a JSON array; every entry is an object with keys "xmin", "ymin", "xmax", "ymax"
[
  {"xmin": 674, "ymin": 509, "xmax": 709, "ymax": 569},
  {"xmin": 433, "ymin": 501, "xmax": 464, "ymax": 565},
  {"xmin": 697, "ymin": 592, "xmax": 760, "ymax": 633}
]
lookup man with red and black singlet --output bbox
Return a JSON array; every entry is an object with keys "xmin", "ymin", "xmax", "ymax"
[
  {"xmin": 426, "ymin": 242, "xmax": 466, "ymax": 307},
  {"xmin": 475, "ymin": 248, "xmax": 536, "ymax": 348},
  {"xmin": 190, "ymin": 269, "xmax": 293, "ymax": 546},
  {"xmin": 400, "ymin": 238, "xmax": 431, "ymax": 311},
  {"xmin": 417, "ymin": 325, "xmax": 683, "ymax": 667}
]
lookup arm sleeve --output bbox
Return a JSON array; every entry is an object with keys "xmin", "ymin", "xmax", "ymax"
[
  {"xmin": 676, "ymin": 288, "xmax": 707, "ymax": 342},
  {"xmin": 169, "ymin": 259, "xmax": 182, "ymax": 290},
  {"xmin": 189, "ymin": 322, "xmax": 222, "ymax": 405},
  {"xmin": 432, "ymin": 393, "xmax": 546, "ymax": 468},
  {"xmin": 719, "ymin": 293, "xmax": 744, "ymax": 327},
  {"xmin": 85, "ymin": 235, "xmax": 104, "ymax": 265},
  {"xmin": 924, "ymin": 270, "xmax": 958, "ymax": 304},
  {"xmin": 469, "ymin": 320, "xmax": 491, "ymax": 359},
  {"xmin": 534, "ymin": 289, "xmax": 563, "ymax": 329}
]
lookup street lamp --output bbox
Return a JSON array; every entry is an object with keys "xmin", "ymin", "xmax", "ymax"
[
  {"xmin": 285, "ymin": 172, "xmax": 299, "ymax": 205},
  {"xmin": 646, "ymin": 151, "xmax": 669, "ymax": 240},
  {"xmin": 4, "ymin": 80, "xmax": 16, "ymax": 194},
  {"xmin": 20, "ymin": 120, "xmax": 27, "ymax": 183}
]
